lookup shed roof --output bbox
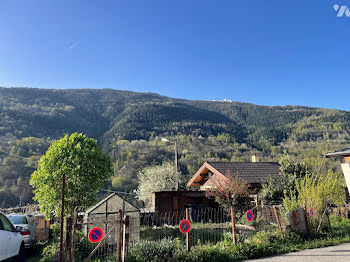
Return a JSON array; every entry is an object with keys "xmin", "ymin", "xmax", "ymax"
[
  {"xmin": 325, "ymin": 148, "xmax": 350, "ymax": 158},
  {"xmin": 85, "ymin": 192, "xmax": 139, "ymax": 215}
]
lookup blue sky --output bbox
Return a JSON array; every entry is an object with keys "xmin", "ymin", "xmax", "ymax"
[{"xmin": 0, "ymin": 0, "xmax": 350, "ymax": 110}]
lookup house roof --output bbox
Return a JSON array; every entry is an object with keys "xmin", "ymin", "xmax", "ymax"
[
  {"xmin": 325, "ymin": 148, "xmax": 350, "ymax": 158},
  {"xmin": 208, "ymin": 162, "xmax": 280, "ymax": 183},
  {"xmin": 187, "ymin": 161, "xmax": 280, "ymax": 187}
]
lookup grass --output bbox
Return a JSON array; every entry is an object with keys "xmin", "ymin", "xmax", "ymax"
[
  {"xmin": 27, "ymin": 241, "xmax": 52, "ymax": 262},
  {"xmin": 174, "ymin": 234, "xmax": 350, "ymax": 262}
]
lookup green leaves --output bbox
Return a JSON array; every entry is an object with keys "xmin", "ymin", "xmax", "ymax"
[
  {"xmin": 282, "ymin": 162, "xmax": 345, "ymax": 232},
  {"xmin": 30, "ymin": 133, "xmax": 113, "ymax": 219},
  {"xmin": 136, "ymin": 162, "xmax": 181, "ymax": 207}
]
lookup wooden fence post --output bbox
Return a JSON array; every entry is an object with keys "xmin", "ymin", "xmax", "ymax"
[
  {"xmin": 230, "ymin": 206, "xmax": 237, "ymax": 245},
  {"xmin": 115, "ymin": 214, "xmax": 119, "ymax": 262},
  {"xmin": 303, "ymin": 204, "xmax": 310, "ymax": 236},
  {"xmin": 71, "ymin": 207, "xmax": 78, "ymax": 262},
  {"xmin": 186, "ymin": 208, "xmax": 191, "ymax": 251},
  {"xmin": 118, "ymin": 209, "xmax": 123, "ymax": 262},
  {"xmin": 273, "ymin": 206, "xmax": 283, "ymax": 237},
  {"xmin": 123, "ymin": 216, "xmax": 130, "ymax": 261}
]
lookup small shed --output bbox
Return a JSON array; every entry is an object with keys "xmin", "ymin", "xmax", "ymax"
[
  {"xmin": 33, "ymin": 214, "xmax": 50, "ymax": 241},
  {"xmin": 83, "ymin": 193, "xmax": 140, "ymax": 242}
]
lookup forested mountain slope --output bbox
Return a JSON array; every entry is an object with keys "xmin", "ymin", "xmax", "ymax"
[{"xmin": 0, "ymin": 87, "xmax": 349, "ymax": 207}]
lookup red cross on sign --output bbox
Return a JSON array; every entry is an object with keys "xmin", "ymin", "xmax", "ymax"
[
  {"xmin": 179, "ymin": 219, "xmax": 191, "ymax": 233},
  {"xmin": 246, "ymin": 210, "xmax": 254, "ymax": 222},
  {"xmin": 309, "ymin": 208, "xmax": 315, "ymax": 217}
]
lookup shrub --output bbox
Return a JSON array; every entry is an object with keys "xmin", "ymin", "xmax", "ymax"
[
  {"xmin": 283, "ymin": 170, "xmax": 345, "ymax": 232},
  {"xmin": 329, "ymin": 215, "xmax": 350, "ymax": 237},
  {"xmin": 260, "ymin": 154, "xmax": 309, "ymax": 203},
  {"xmin": 128, "ymin": 239, "xmax": 177, "ymax": 262},
  {"xmin": 174, "ymin": 245, "xmax": 235, "ymax": 262},
  {"xmin": 39, "ymin": 241, "xmax": 59, "ymax": 262},
  {"xmin": 50, "ymin": 223, "xmax": 60, "ymax": 238}
]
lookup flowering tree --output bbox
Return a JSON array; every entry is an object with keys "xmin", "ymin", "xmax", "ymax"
[
  {"xmin": 205, "ymin": 170, "xmax": 250, "ymax": 210},
  {"xmin": 137, "ymin": 161, "xmax": 181, "ymax": 207}
]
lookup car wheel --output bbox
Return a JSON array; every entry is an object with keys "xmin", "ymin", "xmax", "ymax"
[
  {"xmin": 15, "ymin": 244, "xmax": 26, "ymax": 262},
  {"xmin": 28, "ymin": 241, "xmax": 36, "ymax": 256},
  {"xmin": 30, "ymin": 241, "xmax": 36, "ymax": 253}
]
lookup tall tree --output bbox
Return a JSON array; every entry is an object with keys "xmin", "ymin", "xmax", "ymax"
[
  {"xmin": 136, "ymin": 161, "xmax": 181, "ymax": 207},
  {"xmin": 30, "ymin": 133, "xmax": 113, "ymax": 261}
]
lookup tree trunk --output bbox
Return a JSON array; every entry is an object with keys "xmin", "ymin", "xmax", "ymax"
[
  {"xmin": 231, "ymin": 206, "xmax": 237, "ymax": 245},
  {"xmin": 65, "ymin": 217, "xmax": 73, "ymax": 262}
]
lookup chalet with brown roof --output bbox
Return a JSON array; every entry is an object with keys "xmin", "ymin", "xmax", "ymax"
[
  {"xmin": 187, "ymin": 160, "xmax": 280, "ymax": 193},
  {"xmin": 151, "ymin": 156, "xmax": 281, "ymax": 213}
]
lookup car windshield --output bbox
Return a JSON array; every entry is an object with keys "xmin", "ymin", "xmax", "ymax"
[{"xmin": 8, "ymin": 215, "xmax": 28, "ymax": 225}]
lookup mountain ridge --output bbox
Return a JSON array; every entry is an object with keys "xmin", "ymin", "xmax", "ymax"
[{"xmin": 0, "ymin": 87, "xmax": 349, "ymax": 207}]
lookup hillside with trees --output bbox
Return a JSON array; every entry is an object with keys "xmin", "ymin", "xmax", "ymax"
[{"xmin": 0, "ymin": 87, "xmax": 348, "ymax": 207}]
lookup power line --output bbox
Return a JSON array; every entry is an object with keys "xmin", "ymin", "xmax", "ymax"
[
  {"xmin": 101, "ymin": 189, "xmax": 136, "ymax": 195},
  {"xmin": 0, "ymin": 149, "xmax": 42, "ymax": 160}
]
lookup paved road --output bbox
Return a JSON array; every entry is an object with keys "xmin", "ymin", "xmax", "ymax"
[{"xmin": 247, "ymin": 243, "xmax": 350, "ymax": 262}]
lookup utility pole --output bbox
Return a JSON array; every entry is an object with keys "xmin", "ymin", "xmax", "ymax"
[
  {"xmin": 174, "ymin": 141, "xmax": 178, "ymax": 171},
  {"xmin": 174, "ymin": 141, "xmax": 179, "ymax": 190},
  {"xmin": 161, "ymin": 138, "xmax": 179, "ymax": 190}
]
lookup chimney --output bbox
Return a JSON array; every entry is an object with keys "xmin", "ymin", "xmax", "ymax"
[{"xmin": 251, "ymin": 153, "xmax": 259, "ymax": 163}]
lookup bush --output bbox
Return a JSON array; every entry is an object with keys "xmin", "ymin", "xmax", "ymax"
[
  {"xmin": 128, "ymin": 239, "xmax": 177, "ymax": 262},
  {"xmin": 39, "ymin": 241, "xmax": 59, "ymax": 262},
  {"xmin": 329, "ymin": 215, "xmax": 350, "ymax": 237},
  {"xmin": 282, "ymin": 160, "xmax": 345, "ymax": 233},
  {"xmin": 175, "ymin": 245, "xmax": 234, "ymax": 262},
  {"xmin": 130, "ymin": 217, "xmax": 350, "ymax": 262},
  {"xmin": 50, "ymin": 223, "xmax": 60, "ymax": 238},
  {"xmin": 173, "ymin": 231, "xmax": 305, "ymax": 262}
]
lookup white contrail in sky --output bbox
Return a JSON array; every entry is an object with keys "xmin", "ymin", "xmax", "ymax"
[{"xmin": 69, "ymin": 41, "xmax": 80, "ymax": 49}]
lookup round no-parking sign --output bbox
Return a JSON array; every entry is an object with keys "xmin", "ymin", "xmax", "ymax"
[
  {"xmin": 246, "ymin": 210, "xmax": 254, "ymax": 222},
  {"xmin": 88, "ymin": 227, "xmax": 104, "ymax": 243},
  {"xmin": 309, "ymin": 208, "xmax": 315, "ymax": 217},
  {"xmin": 179, "ymin": 219, "xmax": 191, "ymax": 233}
]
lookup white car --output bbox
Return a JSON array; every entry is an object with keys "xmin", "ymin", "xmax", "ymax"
[
  {"xmin": 7, "ymin": 214, "xmax": 36, "ymax": 250},
  {"xmin": 0, "ymin": 211, "xmax": 26, "ymax": 261}
]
